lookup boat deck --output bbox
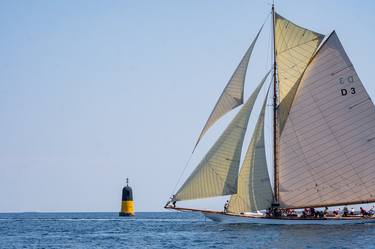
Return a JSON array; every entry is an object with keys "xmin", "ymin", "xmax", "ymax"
[{"xmin": 165, "ymin": 206, "xmax": 375, "ymax": 222}]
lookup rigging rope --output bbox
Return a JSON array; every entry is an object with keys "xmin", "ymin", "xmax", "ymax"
[{"xmin": 169, "ymin": 151, "xmax": 194, "ymax": 199}]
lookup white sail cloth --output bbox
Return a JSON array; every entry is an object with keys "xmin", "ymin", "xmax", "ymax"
[
  {"xmin": 275, "ymin": 13, "xmax": 324, "ymax": 133},
  {"xmin": 279, "ymin": 32, "xmax": 375, "ymax": 208},
  {"xmin": 194, "ymin": 26, "xmax": 264, "ymax": 150},
  {"xmin": 175, "ymin": 72, "xmax": 270, "ymax": 201},
  {"xmin": 228, "ymin": 89, "xmax": 273, "ymax": 213}
]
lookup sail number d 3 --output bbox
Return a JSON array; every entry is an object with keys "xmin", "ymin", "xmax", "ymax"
[
  {"xmin": 339, "ymin": 75, "xmax": 356, "ymax": 96},
  {"xmin": 341, "ymin": 88, "xmax": 356, "ymax": 96}
]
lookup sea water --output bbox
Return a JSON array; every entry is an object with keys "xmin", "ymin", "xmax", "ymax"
[{"xmin": 1, "ymin": 212, "xmax": 375, "ymax": 249}]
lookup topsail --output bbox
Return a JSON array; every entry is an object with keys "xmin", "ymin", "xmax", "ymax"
[
  {"xmin": 194, "ymin": 25, "xmax": 264, "ymax": 150},
  {"xmin": 275, "ymin": 13, "xmax": 324, "ymax": 133}
]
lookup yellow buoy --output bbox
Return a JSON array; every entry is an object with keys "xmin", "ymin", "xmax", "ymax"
[{"xmin": 119, "ymin": 178, "xmax": 135, "ymax": 216}]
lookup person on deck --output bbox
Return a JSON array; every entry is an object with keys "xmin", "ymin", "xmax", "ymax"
[
  {"xmin": 333, "ymin": 208, "xmax": 341, "ymax": 215},
  {"xmin": 169, "ymin": 195, "xmax": 176, "ymax": 208},
  {"xmin": 165, "ymin": 195, "xmax": 175, "ymax": 208},
  {"xmin": 302, "ymin": 208, "xmax": 309, "ymax": 218},
  {"xmin": 318, "ymin": 211, "xmax": 324, "ymax": 218},
  {"xmin": 343, "ymin": 206, "xmax": 349, "ymax": 217},
  {"xmin": 350, "ymin": 208, "xmax": 355, "ymax": 215},
  {"xmin": 286, "ymin": 208, "xmax": 296, "ymax": 216},
  {"xmin": 310, "ymin": 207, "xmax": 316, "ymax": 217},
  {"xmin": 324, "ymin": 207, "xmax": 329, "ymax": 216},
  {"xmin": 360, "ymin": 207, "xmax": 367, "ymax": 216},
  {"xmin": 224, "ymin": 201, "xmax": 229, "ymax": 213},
  {"xmin": 369, "ymin": 206, "xmax": 375, "ymax": 215}
]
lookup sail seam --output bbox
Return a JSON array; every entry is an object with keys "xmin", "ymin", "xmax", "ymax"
[
  {"xmin": 280, "ymin": 111, "xmax": 375, "ymax": 167},
  {"xmin": 278, "ymin": 37, "xmax": 321, "ymax": 55},
  {"xmin": 281, "ymin": 119, "xmax": 326, "ymax": 203},
  {"xmin": 206, "ymin": 162, "xmax": 236, "ymax": 194},
  {"xmin": 286, "ymin": 96, "xmax": 372, "ymax": 140}
]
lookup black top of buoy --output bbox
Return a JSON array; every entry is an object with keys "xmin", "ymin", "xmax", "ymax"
[{"xmin": 122, "ymin": 178, "xmax": 133, "ymax": 201}]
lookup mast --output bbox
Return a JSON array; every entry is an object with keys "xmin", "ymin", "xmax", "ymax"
[{"xmin": 272, "ymin": 3, "xmax": 279, "ymax": 206}]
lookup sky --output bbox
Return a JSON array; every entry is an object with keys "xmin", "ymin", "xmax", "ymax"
[{"xmin": 0, "ymin": 0, "xmax": 374, "ymax": 212}]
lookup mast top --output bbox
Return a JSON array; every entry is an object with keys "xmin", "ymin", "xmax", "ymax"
[{"xmin": 126, "ymin": 178, "xmax": 129, "ymax": 186}]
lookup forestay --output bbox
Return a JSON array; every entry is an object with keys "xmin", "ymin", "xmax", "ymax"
[
  {"xmin": 194, "ymin": 26, "xmax": 264, "ymax": 150},
  {"xmin": 175, "ymin": 72, "xmax": 270, "ymax": 201},
  {"xmin": 279, "ymin": 32, "xmax": 375, "ymax": 208},
  {"xmin": 228, "ymin": 89, "xmax": 273, "ymax": 213},
  {"xmin": 275, "ymin": 13, "xmax": 324, "ymax": 132}
]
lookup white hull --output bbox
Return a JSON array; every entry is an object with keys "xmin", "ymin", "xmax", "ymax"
[{"xmin": 203, "ymin": 212, "xmax": 375, "ymax": 225}]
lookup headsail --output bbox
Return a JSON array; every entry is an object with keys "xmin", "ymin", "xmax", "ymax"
[
  {"xmin": 279, "ymin": 32, "xmax": 375, "ymax": 208},
  {"xmin": 175, "ymin": 71, "xmax": 271, "ymax": 201},
  {"xmin": 275, "ymin": 13, "xmax": 324, "ymax": 133},
  {"xmin": 228, "ymin": 88, "xmax": 273, "ymax": 213},
  {"xmin": 194, "ymin": 25, "xmax": 264, "ymax": 150}
]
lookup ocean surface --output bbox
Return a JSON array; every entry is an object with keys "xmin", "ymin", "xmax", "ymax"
[{"xmin": 1, "ymin": 212, "xmax": 375, "ymax": 249}]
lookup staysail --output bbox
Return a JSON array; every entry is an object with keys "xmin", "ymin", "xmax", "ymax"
[
  {"xmin": 194, "ymin": 25, "xmax": 264, "ymax": 150},
  {"xmin": 175, "ymin": 72, "xmax": 270, "ymax": 201},
  {"xmin": 279, "ymin": 32, "xmax": 375, "ymax": 208},
  {"xmin": 228, "ymin": 88, "xmax": 273, "ymax": 213},
  {"xmin": 275, "ymin": 13, "xmax": 324, "ymax": 132}
]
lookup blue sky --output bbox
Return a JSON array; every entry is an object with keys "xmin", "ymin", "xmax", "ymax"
[{"xmin": 0, "ymin": 0, "xmax": 374, "ymax": 212}]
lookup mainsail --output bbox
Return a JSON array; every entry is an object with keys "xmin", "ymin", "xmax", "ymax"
[
  {"xmin": 175, "ymin": 72, "xmax": 270, "ymax": 201},
  {"xmin": 228, "ymin": 89, "xmax": 273, "ymax": 213},
  {"xmin": 275, "ymin": 13, "xmax": 324, "ymax": 132},
  {"xmin": 279, "ymin": 32, "xmax": 375, "ymax": 208},
  {"xmin": 194, "ymin": 25, "xmax": 264, "ymax": 150}
]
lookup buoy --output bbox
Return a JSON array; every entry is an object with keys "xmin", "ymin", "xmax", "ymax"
[{"xmin": 119, "ymin": 178, "xmax": 135, "ymax": 216}]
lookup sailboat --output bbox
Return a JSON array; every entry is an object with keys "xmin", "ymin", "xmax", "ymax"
[{"xmin": 165, "ymin": 4, "xmax": 375, "ymax": 224}]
